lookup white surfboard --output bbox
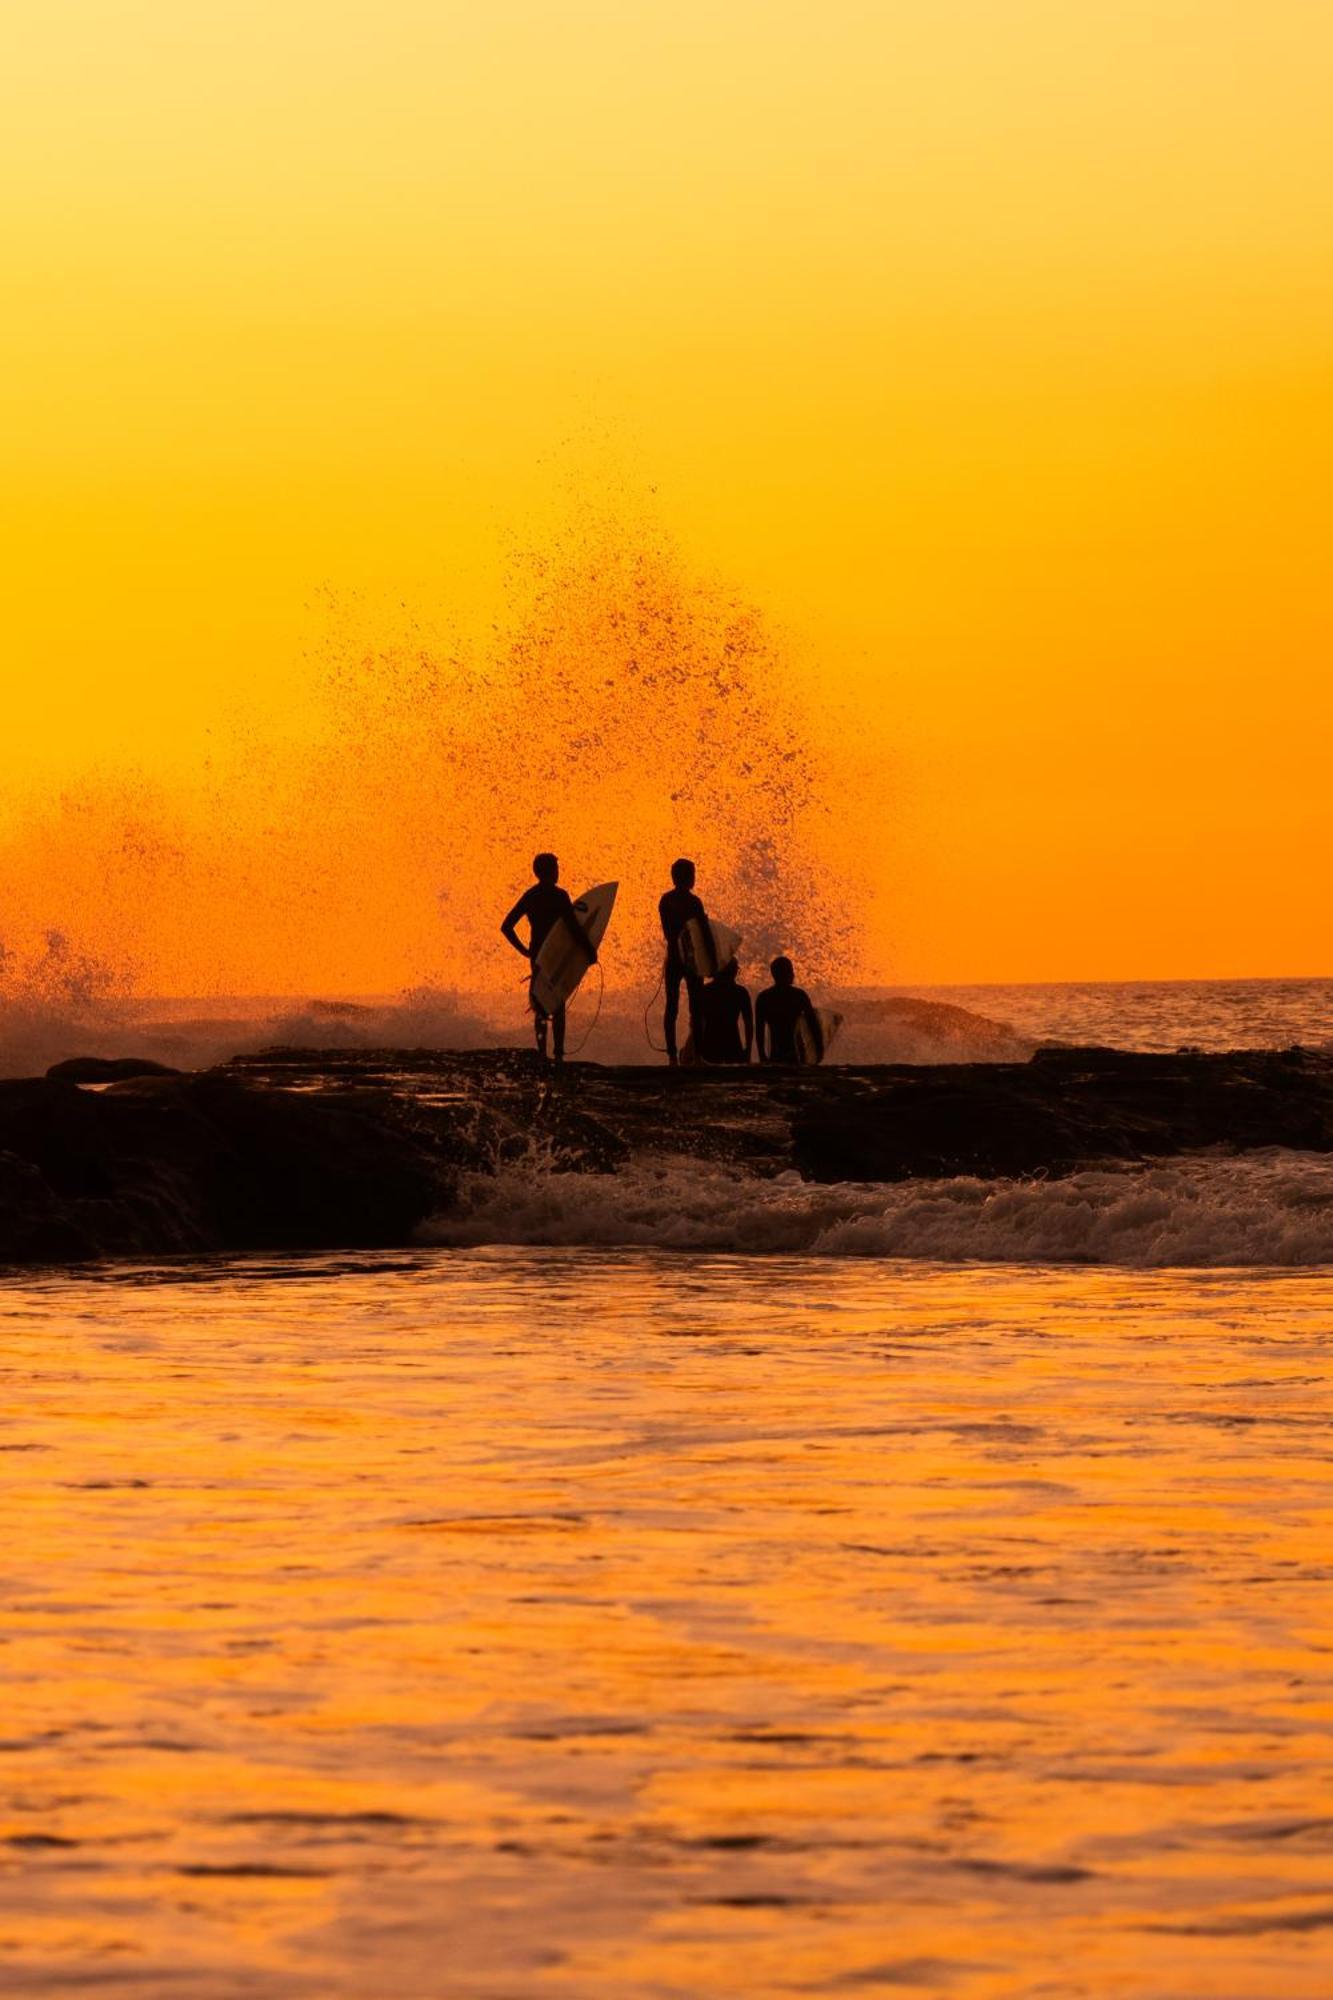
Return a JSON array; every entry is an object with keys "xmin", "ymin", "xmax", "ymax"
[
  {"xmin": 678, "ymin": 914, "xmax": 742, "ymax": 980},
  {"xmin": 795, "ymin": 1006, "xmax": 843, "ymax": 1066},
  {"xmin": 531, "ymin": 882, "xmax": 617, "ymax": 1015}
]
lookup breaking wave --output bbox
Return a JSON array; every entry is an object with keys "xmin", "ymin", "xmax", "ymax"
[
  {"xmin": 0, "ymin": 980, "xmax": 1031, "ymax": 1080},
  {"xmin": 0, "ymin": 513, "xmax": 865, "ymax": 1001},
  {"xmin": 420, "ymin": 1151, "xmax": 1333, "ymax": 1267}
]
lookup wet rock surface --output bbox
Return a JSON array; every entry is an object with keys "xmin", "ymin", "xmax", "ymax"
[
  {"xmin": 45, "ymin": 1056, "xmax": 182, "ymax": 1083},
  {"xmin": 792, "ymin": 1045, "xmax": 1333, "ymax": 1182},
  {"xmin": 229, "ymin": 1044, "xmax": 1333, "ymax": 1184},
  {"xmin": 2, "ymin": 1044, "xmax": 1331, "ymax": 1263},
  {"xmin": 0, "ymin": 1072, "xmax": 449, "ymax": 1265}
]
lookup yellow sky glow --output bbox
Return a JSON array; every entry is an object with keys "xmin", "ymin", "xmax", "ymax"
[{"xmin": 3, "ymin": 0, "xmax": 1330, "ymax": 986}]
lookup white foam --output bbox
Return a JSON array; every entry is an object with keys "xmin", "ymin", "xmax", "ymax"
[{"xmin": 419, "ymin": 1151, "xmax": 1333, "ymax": 1267}]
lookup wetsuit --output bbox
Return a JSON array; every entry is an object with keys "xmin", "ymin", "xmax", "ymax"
[
  {"xmin": 658, "ymin": 886, "xmax": 706, "ymax": 1060},
  {"xmin": 512, "ymin": 883, "xmax": 576, "ymax": 1007},
  {"xmin": 755, "ymin": 983, "xmax": 821, "ymax": 1064},
  {"xmin": 697, "ymin": 977, "xmax": 753, "ymax": 1063}
]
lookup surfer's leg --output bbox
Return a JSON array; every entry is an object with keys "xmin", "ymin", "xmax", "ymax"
[
  {"xmin": 552, "ymin": 1004, "xmax": 566, "ymax": 1065},
  {"xmin": 664, "ymin": 965, "xmax": 682, "ymax": 1064},
  {"xmin": 531, "ymin": 987, "xmax": 549, "ymax": 1059}
]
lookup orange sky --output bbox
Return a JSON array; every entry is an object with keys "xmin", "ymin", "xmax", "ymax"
[{"xmin": 3, "ymin": 1, "xmax": 1330, "ymax": 989}]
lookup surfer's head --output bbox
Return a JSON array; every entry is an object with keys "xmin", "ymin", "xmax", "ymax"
[
  {"xmin": 532, "ymin": 852, "xmax": 559, "ymax": 884},
  {"xmin": 717, "ymin": 957, "xmax": 739, "ymax": 983},
  {"xmin": 670, "ymin": 857, "xmax": 696, "ymax": 889},
  {"xmin": 770, "ymin": 954, "xmax": 795, "ymax": 986}
]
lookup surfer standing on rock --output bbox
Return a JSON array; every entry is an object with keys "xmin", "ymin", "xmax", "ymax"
[
  {"xmin": 658, "ymin": 858, "xmax": 707, "ymax": 1067},
  {"xmin": 500, "ymin": 854, "xmax": 596, "ymax": 1065}
]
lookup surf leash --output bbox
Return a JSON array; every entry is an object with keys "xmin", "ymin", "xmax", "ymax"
[
  {"xmin": 642, "ymin": 970, "xmax": 667, "ymax": 1054},
  {"xmin": 564, "ymin": 961, "xmax": 605, "ymax": 1058}
]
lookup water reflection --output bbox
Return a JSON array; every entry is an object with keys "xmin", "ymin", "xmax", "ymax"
[{"xmin": 2, "ymin": 1252, "xmax": 1332, "ymax": 1996}]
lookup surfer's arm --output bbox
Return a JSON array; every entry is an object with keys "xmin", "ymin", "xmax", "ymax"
[
  {"xmin": 755, "ymin": 994, "xmax": 771, "ymax": 1064},
  {"xmin": 500, "ymin": 899, "xmax": 532, "ymax": 959},
  {"xmin": 739, "ymin": 989, "xmax": 754, "ymax": 1061}
]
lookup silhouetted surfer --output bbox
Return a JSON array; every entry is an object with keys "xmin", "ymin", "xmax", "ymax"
[
  {"xmin": 756, "ymin": 955, "xmax": 822, "ymax": 1065},
  {"xmin": 697, "ymin": 959, "xmax": 753, "ymax": 1064},
  {"xmin": 501, "ymin": 853, "xmax": 594, "ymax": 1064},
  {"xmin": 658, "ymin": 857, "xmax": 706, "ymax": 1067}
]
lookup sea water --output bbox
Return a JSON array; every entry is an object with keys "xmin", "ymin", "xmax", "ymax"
[
  {"xmin": 4, "ymin": 974, "xmax": 1332, "ymax": 1078},
  {"xmin": 892, "ymin": 977, "xmax": 1333, "ymax": 1056},
  {"xmin": 3, "ymin": 981, "xmax": 1333, "ymax": 1996},
  {"xmin": 4, "ymin": 1256, "xmax": 1333, "ymax": 1998}
]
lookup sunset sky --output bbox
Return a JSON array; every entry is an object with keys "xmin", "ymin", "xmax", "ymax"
[{"xmin": 4, "ymin": 1, "xmax": 1330, "ymax": 988}]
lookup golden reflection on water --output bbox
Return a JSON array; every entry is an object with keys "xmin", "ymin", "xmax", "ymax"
[{"xmin": 2, "ymin": 1252, "xmax": 1333, "ymax": 1996}]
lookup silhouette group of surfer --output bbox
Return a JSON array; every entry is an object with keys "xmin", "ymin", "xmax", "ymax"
[{"xmin": 501, "ymin": 853, "xmax": 826, "ymax": 1068}]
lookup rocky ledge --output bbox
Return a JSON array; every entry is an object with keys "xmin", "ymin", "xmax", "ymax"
[{"xmin": 2, "ymin": 1044, "xmax": 1331, "ymax": 1265}]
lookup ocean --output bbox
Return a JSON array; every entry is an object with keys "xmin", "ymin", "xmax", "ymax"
[
  {"xmin": 3, "ymin": 979, "xmax": 1333, "ymax": 1996},
  {"xmin": 892, "ymin": 977, "xmax": 1333, "ymax": 1056},
  {"xmin": 5, "ymin": 974, "xmax": 1333, "ymax": 1081}
]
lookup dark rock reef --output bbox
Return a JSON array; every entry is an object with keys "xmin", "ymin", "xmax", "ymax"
[
  {"xmin": 2, "ymin": 1044, "xmax": 1331, "ymax": 1265},
  {"xmin": 790, "ymin": 1045, "xmax": 1333, "ymax": 1182},
  {"xmin": 0, "ymin": 1072, "xmax": 445, "ymax": 1264}
]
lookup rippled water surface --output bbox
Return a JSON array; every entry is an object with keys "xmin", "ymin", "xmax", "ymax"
[
  {"xmin": 895, "ymin": 978, "xmax": 1333, "ymax": 1054},
  {"xmin": 4, "ymin": 1252, "xmax": 1333, "ymax": 1996}
]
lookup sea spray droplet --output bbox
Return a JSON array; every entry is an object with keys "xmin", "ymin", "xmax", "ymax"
[{"xmin": 0, "ymin": 517, "xmax": 867, "ymax": 1005}]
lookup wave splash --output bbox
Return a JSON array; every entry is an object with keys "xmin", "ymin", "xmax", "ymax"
[
  {"xmin": 0, "ymin": 931, "xmax": 135, "ymax": 1079},
  {"xmin": 420, "ymin": 1152, "xmax": 1333, "ymax": 1267},
  {"xmin": 0, "ymin": 516, "xmax": 864, "ymax": 1001}
]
